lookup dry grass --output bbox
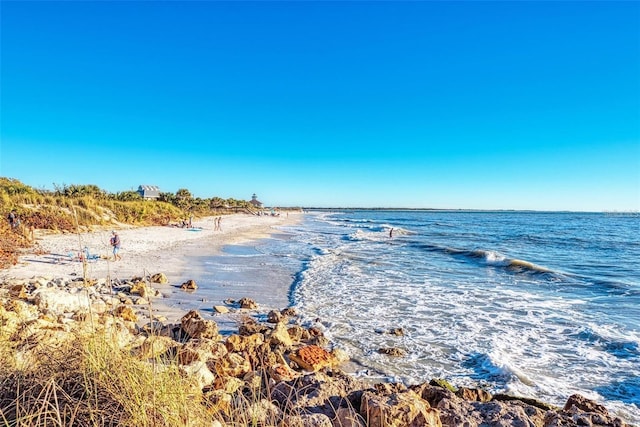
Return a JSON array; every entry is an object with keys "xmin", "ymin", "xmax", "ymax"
[{"xmin": 0, "ymin": 326, "xmax": 214, "ymax": 427}]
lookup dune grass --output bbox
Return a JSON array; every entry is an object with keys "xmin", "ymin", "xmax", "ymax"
[{"xmin": 0, "ymin": 324, "xmax": 214, "ymax": 427}]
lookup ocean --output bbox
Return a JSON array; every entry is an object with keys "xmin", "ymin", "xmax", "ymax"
[{"xmin": 195, "ymin": 210, "xmax": 640, "ymax": 424}]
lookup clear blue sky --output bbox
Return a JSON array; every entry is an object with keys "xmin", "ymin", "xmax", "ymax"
[{"xmin": 1, "ymin": 1, "xmax": 639, "ymax": 210}]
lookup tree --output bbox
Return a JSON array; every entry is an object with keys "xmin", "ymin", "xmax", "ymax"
[{"xmin": 175, "ymin": 188, "xmax": 192, "ymax": 210}]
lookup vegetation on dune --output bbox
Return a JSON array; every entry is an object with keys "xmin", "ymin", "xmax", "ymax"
[{"xmin": 0, "ymin": 177, "xmax": 256, "ymax": 269}]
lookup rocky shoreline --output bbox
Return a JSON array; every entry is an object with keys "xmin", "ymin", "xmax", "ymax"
[{"xmin": 0, "ymin": 274, "xmax": 630, "ymax": 427}]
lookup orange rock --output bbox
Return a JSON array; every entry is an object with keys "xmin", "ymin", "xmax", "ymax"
[{"xmin": 289, "ymin": 345, "xmax": 339, "ymax": 372}]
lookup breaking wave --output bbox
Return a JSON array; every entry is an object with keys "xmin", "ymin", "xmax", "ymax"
[{"xmin": 416, "ymin": 243, "xmax": 557, "ymax": 276}]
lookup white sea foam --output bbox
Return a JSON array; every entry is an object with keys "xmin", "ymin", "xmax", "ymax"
[{"xmin": 290, "ymin": 211, "xmax": 640, "ymax": 424}]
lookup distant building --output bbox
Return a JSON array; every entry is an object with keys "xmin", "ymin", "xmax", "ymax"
[
  {"xmin": 249, "ymin": 193, "xmax": 263, "ymax": 208},
  {"xmin": 138, "ymin": 185, "xmax": 160, "ymax": 200}
]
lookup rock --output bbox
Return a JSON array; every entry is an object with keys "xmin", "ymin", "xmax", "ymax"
[
  {"xmin": 543, "ymin": 393, "xmax": 628, "ymax": 427},
  {"xmin": 287, "ymin": 325, "xmax": 305, "ymax": 342},
  {"xmin": 134, "ymin": 335, "xmax": 177, "ymax": 359},
  {"xmin": 180, "ymin": 361, "xmax": 216, "ymax": 390},
  {"xmin": 378, "ymin": 347, "xmax": 406, "ymax": 357},
  {"xmin": 90, "ymin": 300, "xmax": 108, "ymax": 314},
  {"xmin": 178, "ymin": 340, "xmax": 227, "ymax": 365},
  {"xmin": 130, "ymin": 281, "xmax": 151, "ymax": 298},
  {"xmin": 564, "ymin": 394, "xmax": 610, "ymax": 415},
  {"xmin": 268, "ymin": 322, "xmax": 293, "ymax": 347},
  {"xmin": 429, "ymin": 378, "xmax": 457, "ymax": 393},
  {"xmin": 180, "ymin": 279, "xmax": 198, "ymax": 291},
  {"xmin": 213, "ymin": 305, "xmax": 229, "ymax": 314},
  {"xmin": 180, "ymin": 310, "xmax": 219, "ymax": 340},
  {"xmin": 114, "ymin": 305, "xmax": 138, "ymax": 322},
  {"xmin": 212, "ymin": 352, "xmax": 251, "ymax": 378},
  {"xmin": 308, "ymin": 326, "xmax": 323, "ymax": 337},
  {"xmin": 214, "ymin": 376, "xmax": 244, "ymax": 394},
  {"xmin": 245, "ymin": 399, "xmax": 282, "ymax": 426},
  {"xmin": 267, "ymin": 309, "xmax": 284, "ymax": 323},
  {"xmin": 493, "ymin": 393, "xmax": 558, "ymax": 411},
  {"xmin": 9, "ymin": 284, "xmax": 27, "ymax": 299},
  {"xmin": 473, "ymin": 400, "xmax": 546, "ymax": 427},
  {"xmin": 141, "ymin": 320, "xmax": 165, "ymax": 335},
  {"xmin": 361, "ymin": 390, "xmax": 441, "ymax": 427},
  {"xmin": 3, "ymin": 299, "xmax": 40, "ymax": 320},
  {"xmin": 331, "ymin": 348, "xmax": 350, "ymax": 364},
  {"xmin": 33, "ymin": 288, "xmax": 91, "ymax": 314},
  {"xmin": 225, "ymin": 333, "xmax": 264, "ymax": 353},
  {"xmin": 281, "ymin": 413, "xmax": 333, "ymax": 427},
  {"xmin": 334, "ymin": 407, "xmax": 367, "ymax": 427},
  {"xmin": 268, "ymin": 362, "xmax": 299, "ymax": 382},
  {"xmin": 456, "ymin": 387, "xmax": 492, "ymax": 402},
  {"xmin": 239, "ymin": 316, "xmax": 269, "ymax": 335},
  {"xmin": 203, "ymin": 390, "xmax": 232, "ymax": 414},
  {"xmin": 289, "ymin": 345, "xmax": 339, "ymax": 372},
  {"xmin": 281, "ymin": 307, "xmax": 297, "ymax": 316},
  {"xmin": 121, "ymin": 297, "xmax": 134, "ymax": 305},
  {"xmin": 270, "ymin": 371, "xmax": 365, "ymax": 416},
  {"xmin": 150, "ymin": 273, "xmax": 168, "ymax": 284},
  {"xmin": 243, "ymin": 371, "xmax": 263, "ymax": 390},
  {"xmin": 239, "ymin": 297, "xmax": 258, "ymax": 309}
]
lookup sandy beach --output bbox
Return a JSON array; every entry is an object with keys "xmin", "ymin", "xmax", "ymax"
[{"xmin": 1, "ymin": 212, "xmax": 303, "ymax": 327}]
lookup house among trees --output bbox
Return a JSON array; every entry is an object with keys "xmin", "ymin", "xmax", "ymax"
[
  {"xmin": 249, "ymin": 193, "xmax": 263, "ymax": 208},
  {"xmin": 137, "ymin": 185, "xmax": 160, "ymax": 200}
]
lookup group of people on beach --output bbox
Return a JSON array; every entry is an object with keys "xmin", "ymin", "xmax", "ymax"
[{"xmin": 214, "ymin": 216, "xmax": 222, "ymax": 231}]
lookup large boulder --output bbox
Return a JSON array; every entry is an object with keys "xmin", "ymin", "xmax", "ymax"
[
  {"xmin": 180, "ymin": 310, "xmax": 219, "ymax": 340},
  {"xmin": 544, "ymin": 394, "xmax": 628, "ymax": 427},
  {"xmin": 289, "ymin": 345, "xmax": 339, "ymax": 372},
  {"xmin": 180, "ymin": 361, "xmax": 216, "ymax": 390},
  {"xmin": 361, "ymin": 390, "xmax": 441, "ymax": 427},
  {"xmin": 212, "ymin": 352, "xmax": 251, "ymax": 378},
  {"xmin": 225, "ymin": 333, "xmax": 264, "ymax": 353},
  {"xmin": 33, "ymin": 288, "xmax": 91, "ymax": 314},
  {"xmin": 268, "ymin": 322, "xmax": 293, "ymax": 347},
  {"xmin": 178, "ymin": 339, "xmax": 227, "ymax": 365}
]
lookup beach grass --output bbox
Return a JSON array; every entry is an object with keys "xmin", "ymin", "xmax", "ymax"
[{"xmin": 0, "ymin": 324, "xmax": 212, "ymax": 427}]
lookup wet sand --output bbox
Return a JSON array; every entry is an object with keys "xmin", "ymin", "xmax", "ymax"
[{"xmin": 1, "ymin": 212, "xmax": 304, "ymax": 329}]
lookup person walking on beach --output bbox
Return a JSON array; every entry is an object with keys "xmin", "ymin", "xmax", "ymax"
[{"xmin": 110, "ymin": 230, "xmax": 122, "ymax": 261}]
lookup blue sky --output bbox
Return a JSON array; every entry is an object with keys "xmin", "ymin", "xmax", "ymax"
[{"xmin": 1, "ymin": 1, "xmax": 638, "ymax": 210}]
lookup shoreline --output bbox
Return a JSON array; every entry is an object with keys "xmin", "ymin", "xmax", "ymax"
[{"xmin": 1, "ymin": 212, "xmax": 303, "ymax": 325}]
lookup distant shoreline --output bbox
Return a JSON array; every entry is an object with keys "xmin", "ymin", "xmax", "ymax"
[{"xmin": 302, "ymin": 207, "xmax": 621, "ymax": 214}]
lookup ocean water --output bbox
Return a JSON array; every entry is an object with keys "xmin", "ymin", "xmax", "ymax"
[
  {"xmin": 253, "ymin": 210, "xmax": 639, "ymax": 424},
  {"xmin": 189, "ymin": 210, "xmax": 639, "ymax": 423}
]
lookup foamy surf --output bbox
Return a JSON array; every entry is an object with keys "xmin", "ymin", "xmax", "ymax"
[{"xmin": 288, "ymin": 210, "xmax": 640, "ymax": 424}]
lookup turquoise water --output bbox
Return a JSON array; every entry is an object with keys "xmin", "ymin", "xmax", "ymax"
[{"xmin": 194, "ymin": 210, "xmax": 639, "ymax": 423}]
